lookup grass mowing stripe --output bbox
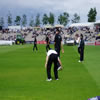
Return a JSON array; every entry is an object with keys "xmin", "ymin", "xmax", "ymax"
[{"xmin": 83, "ymin": 46, "xmax": 100, "ymax": 89}]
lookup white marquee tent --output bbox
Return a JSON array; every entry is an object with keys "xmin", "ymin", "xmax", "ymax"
[
  {"xmin": 69, "ymin": 22, "xmax": 94, "ymax": 29},
  {"xmin": 8, "ymin": 26, "xmax": 22, "ymax": 31}
]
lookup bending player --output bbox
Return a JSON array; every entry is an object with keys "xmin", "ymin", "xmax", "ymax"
[{"xmin": 45, "ymin": 49, "xmax": 62, "ymax": 81}]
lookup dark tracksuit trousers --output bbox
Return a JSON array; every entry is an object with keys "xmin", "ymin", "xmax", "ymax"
[
  {"xmin": 78, "ymin": 47, "xmax": 84, "ymax": 61},
  {"xmin": 46, "ymin": 44, "xmax": 50, "ymax": 52},
  {"xmin": 78, "ymin": 47, "xmax": 80, "ymax": 54},
  {"xmin": 33, "ymin": 44, "xmax": 38, "ymax": 51},
  {"xmin": 55, "ymin": 48, "xmax": 60, "ymax": 57},
  {"xmin": 55, "ymin": 48, "xmax": 61, "ymax": 68},
  {"xmin": 80, "ymin": 48, "xmax": 84, "ymax": 61},
  {"xmin": 47, "ymin": 54, "xmax": 58, "ymax": 79}
]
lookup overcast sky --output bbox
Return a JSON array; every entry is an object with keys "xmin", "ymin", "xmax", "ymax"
[{"xmin": 0, "ymin": 0, "xmax": 100, "ymax": 23}]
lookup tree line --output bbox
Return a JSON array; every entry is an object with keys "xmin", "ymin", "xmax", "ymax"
[{"xmin": 0, "ymin": 7, "xmax": 97, "ymax": 27}]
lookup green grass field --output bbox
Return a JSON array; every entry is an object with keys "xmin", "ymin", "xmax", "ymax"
[{"xmin": 0, "ymin": 44, "xmax": 100, "ymax": 100}]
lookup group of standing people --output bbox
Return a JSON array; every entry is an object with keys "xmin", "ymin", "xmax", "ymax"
[
  {"xmin": 32, "ymin": 30, "xmax": 85, "ymax": 81},
  {"xmin": 32, "ymin": 34, "xmax": 51, "ymax": 52},
  {"xmin": 45, "ymin": 32, "xmax": 85, "ymax": 81}
]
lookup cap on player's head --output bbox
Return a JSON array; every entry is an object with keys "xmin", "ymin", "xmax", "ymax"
[{"xmin": 56, "ymin": 29, "xmax": 60, "ymax": 34}]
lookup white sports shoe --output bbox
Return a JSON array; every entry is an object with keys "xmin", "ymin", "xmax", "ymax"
[
  {"xmin": 78, "ymin": 60, "xmax": 81, "ymax": 62},
  {"xmin": 56, "ymin": 78, "xmax": 59, "ymax": 80},
  {"xmin": 78, "ymin": 60, "xmax": 84, "ymax": 63},
  {"xmin": 46, "ymin": 78, "xmax": 52, "ymax": 81},
  {"xmin": 57, "ymin": 66, "xmax": 62, "ymax": 71}
]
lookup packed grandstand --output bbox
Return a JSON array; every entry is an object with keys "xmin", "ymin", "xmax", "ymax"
[{"xmin": 0, "ymin": 23, "xmax": 100, "ymax": 45}]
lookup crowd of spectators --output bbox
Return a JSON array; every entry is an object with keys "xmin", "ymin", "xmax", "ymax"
[{"xmin": 0, "ymin": 26, "xmax": 100, "ymax": 42}]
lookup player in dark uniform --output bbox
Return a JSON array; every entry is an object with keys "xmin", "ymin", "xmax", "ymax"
[
  {"xmin": 33, "ymin": 37, "xmax": 38, "ymax": 51},
  {"xmin": 78, "ymin": 34, "xmax": 85, "ymax": 62},
  {"xmin": 54, "ymin": 30, "xmax": 64, "ymax": 70},
  {"xmin": 45, "ymin": 49, "xmax": 62, "ymax": 81},
  {"xmin": 54, "ymin": 30, "xmax": 64, "ymax": 57},
  {"xmin": 45, "ymin": 35, "xmax": 50, "ymax": 52}
]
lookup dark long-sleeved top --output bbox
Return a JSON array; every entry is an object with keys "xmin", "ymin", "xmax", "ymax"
[{"xmin": 79, "ymin": 39, "xmax": 85, "ymax": 50}]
